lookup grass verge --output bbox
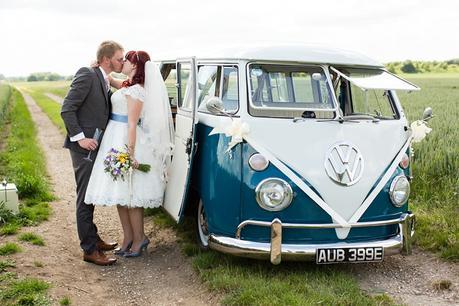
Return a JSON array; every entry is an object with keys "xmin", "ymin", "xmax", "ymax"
[{"xmin": 15, "ymin": 81, "xmax": 69, "ymax": 133}]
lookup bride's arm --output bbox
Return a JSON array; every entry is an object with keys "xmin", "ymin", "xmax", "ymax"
[
  {"xmin": 127, "ymin": 96, "xmax": 143, "ymax": 166},
  {"xmin": 108, "ymin": 74, "xmax": 124, "ymax": 90}
]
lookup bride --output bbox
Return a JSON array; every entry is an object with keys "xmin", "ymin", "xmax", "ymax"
[{"xmin": 84, "ymin": 50, "xmax": 174, "ymax": 257}]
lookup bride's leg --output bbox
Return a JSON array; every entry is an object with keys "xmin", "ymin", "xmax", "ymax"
[
  {"xmin": 128, "ymin": 207, "xmax": 147, "ymax": 252},
  {"xmin": 117, "ymin": 205, "xmax": 134, "ymax": 249}
]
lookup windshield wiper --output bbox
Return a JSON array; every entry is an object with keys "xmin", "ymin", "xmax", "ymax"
[{"xmin": 342, "ymin": 114, "xmax": 380, "ymax": 122}]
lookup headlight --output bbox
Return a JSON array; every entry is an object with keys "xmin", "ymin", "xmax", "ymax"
[
  {"xmin": 389, "ymin": 175, "xmax": 410, "ymax": 207},
  {"xmin": 255, "ymin": 178, "xmax": 293, "ymax": 211},
  {"xmin": 249, "ymin": 153, "xmax": 269, "ymax": 171}
]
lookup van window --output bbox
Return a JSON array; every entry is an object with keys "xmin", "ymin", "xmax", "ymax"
[
  {"xmin": 248, "ymin": 64, "xmax": 334, "ymax": 118},
  {"xmin": 332, "ymin": 68, "xmax": 399, "ymax": 119},
  {"xmin": 197, "ymin": 65, "xmax": 239, "ymax": 114},
  {"xmin": 221, "ymin": 67, "xmax": 239, "ymax": 112}
]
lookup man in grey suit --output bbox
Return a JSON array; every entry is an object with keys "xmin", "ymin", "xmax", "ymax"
[{"xmin": 61, "ymin": 41, "xmax": 124, "ymax": 265}]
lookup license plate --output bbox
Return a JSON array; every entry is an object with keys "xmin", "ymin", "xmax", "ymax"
[{"xmin": 316, "ymin": 247, "xmax": 384, "ymax": 264}]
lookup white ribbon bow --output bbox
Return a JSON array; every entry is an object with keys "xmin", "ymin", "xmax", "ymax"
[
  {"xmin": 209, "ymin": 119, "xmax": 250, "ymax": 152},
  {"xmin": 410, "ymin": 120, "xmax": 432, "ymax": 143}
]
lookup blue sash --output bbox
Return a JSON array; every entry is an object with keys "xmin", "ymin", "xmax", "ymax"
[
  {"xmin": 110, "ymin": 113, "xmax": 142, "ymax": 126},
  {"xmin": 110, "ymin": 113, "xmax": 128, "ymax": 123}
]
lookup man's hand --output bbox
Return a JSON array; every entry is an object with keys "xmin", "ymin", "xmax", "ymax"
[{"xmin": 78, "ymin": 138, "xmax": 98, "ymax": 151}]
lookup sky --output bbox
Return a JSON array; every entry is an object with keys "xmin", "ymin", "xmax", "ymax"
[{"xmin": 1, "ymin": 0, "xmax": 458, "ymax": 76}]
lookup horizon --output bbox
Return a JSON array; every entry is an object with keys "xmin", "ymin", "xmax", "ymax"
[{"xmin": 1, "ymin": 0, "xmax": 458, "ymax": 77}]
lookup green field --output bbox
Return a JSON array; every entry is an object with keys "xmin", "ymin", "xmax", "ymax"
[{"xmin": 397, "ymin": 74, "xmax": 459, "ymax": 260}]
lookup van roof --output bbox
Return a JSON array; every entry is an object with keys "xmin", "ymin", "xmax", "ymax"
[{"xmin": 168, "ymin": 45, "xmax": 384, "ymax": 68}]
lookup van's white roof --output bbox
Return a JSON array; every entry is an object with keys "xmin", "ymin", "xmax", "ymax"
[{"xmin": 191, "ymin": 44, "xmax": 383, "ymax": 67}]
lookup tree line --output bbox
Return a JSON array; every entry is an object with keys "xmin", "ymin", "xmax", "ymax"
[{"xmin": 385, "ymin": 59, "xmax": 459, "ymax": 73}]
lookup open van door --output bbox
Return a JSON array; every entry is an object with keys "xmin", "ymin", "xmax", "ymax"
[{"xmin": 163, "ymin": 58, "xmax": 198, "ymax": 221}]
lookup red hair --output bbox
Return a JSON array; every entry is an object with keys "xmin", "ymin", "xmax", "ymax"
[{"xmin": 122, "ymin": 50, "xmax": 151, "ymax": 87}]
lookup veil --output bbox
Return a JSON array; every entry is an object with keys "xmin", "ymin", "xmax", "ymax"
[{"xmin": 141, "ymin": 61, "xmax": 175, "ymax": 180}]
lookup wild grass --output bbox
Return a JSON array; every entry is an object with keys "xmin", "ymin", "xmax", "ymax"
[
  {"xmin": 0, "ymin": 83, "xmax": 11, "ymax": 127},
  {"xmin": 0, "ymin": 277, "xmax": 50, "ymax": 305},
  {"xmin": 0, "ymin": 260, "xmax": 15, "ymax": 272},
  {"xmin": 19, "ymin": 233, "xmax": 45, "ymax": 246},
  {"xmin": 149, "ymin": 210, "xmax": 394, "ymax": 305},
  {"xmin": 397, "ymin": 75, "xmax": 458, "ymax": 261},
  {"xmin": 59, "ymin": 296, "xmax": 71, "ymax": 305},
  {"xmin": 0, "ymin": 243, "xmax": 21, "ymax": 256}
]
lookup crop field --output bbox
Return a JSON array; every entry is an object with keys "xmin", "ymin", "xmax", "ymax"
[{"xmin": 397, "ymin": 74, "xmax": 459, "ymax": 260}]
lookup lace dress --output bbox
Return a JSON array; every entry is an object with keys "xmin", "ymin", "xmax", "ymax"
[{"xmin": 84, "ymin": 84, "xmax": 165, "ymax": 208}]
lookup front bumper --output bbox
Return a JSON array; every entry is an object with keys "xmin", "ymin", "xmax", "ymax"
[{"xmin": 208, "ymin": 212, "xmax": 415, "ymax": 264}]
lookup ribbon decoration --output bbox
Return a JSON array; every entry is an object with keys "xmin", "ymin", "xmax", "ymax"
[
  {"xmin": 209, "ymin": 119, "xmax": 250, "ymax": 152},
  {"xmin": 208, "ymin": 119, "xmax": 350, "ymax": 227},
  {"xmin": 410, "ymin": 120, "xmax": 432, "ymax": 143}
]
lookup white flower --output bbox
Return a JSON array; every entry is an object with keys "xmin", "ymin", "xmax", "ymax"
[{"xmin": 410, "ymin": 120, "xmax": 432, "ymax": 143}]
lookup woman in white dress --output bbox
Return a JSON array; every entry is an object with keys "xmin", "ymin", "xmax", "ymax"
[{"xmin": 85, "ymin": 50, "xmax": 174, "ymax": 257}]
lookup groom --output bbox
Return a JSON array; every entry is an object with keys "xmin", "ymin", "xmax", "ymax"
[{"xmin": 61, "ymin": 41, "xmax": 124, "ymax": 265}]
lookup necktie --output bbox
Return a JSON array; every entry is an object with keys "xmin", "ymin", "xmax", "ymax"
[{"xmin": 105, "ymin": 77, "xmax": 110, "ymax": 92}]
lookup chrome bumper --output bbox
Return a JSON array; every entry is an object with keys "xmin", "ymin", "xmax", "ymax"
[{"xmin": 208, "ymin": 212, "xmax": 415, "ymax": 264}]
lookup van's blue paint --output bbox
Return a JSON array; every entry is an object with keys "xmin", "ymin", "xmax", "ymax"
[
  {"xmin": 190, "ymin": 122, "xmax": 407, "ymax": 244},
  {"xmin": 190, "ymin": 122, "xmax": 242, "ymax": 236}
]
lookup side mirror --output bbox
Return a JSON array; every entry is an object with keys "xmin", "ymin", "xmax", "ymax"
[
  {"xmin": 205, "ymin": 96, "xmax": 225, "ymax": 115},
  {"xmin": 422, "ymin": 107, "xmax": 433, "ymax": 121}
]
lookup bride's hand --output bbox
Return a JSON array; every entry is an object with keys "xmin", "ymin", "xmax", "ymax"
[{"xmin": 132, "ymin": 158, "xmax": 139, "ymax": 169}]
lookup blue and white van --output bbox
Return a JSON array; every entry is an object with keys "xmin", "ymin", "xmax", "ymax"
[{"xmin": 160, "ymin": 45, "xmax": 426, "ymax": 264}]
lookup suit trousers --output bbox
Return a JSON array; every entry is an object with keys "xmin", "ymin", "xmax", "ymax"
[{"xmin": 69, "ymin": 149, "xmax": 101, "ymax": 254}]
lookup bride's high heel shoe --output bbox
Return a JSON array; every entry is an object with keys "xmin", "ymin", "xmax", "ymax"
[
  {"xmin": 114, "ymin": 241, "xmax": 133, "ymax": 256},
  {"xmin": 123, "ymin": 238, "xmax": 150, "ymax": 258}
]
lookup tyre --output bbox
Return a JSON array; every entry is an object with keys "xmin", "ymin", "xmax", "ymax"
[{"xmin": 196, "ymin": 199, "xmax": 209, "ymax": 250}]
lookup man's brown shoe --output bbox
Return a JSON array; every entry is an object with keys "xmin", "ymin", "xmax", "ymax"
[
  {"xmin": 83, "ymin": 250, "xmax": 117, "ymax": 266},
  {"xmin": 96, "ymin": 240, "xmax": 118, "ymax": 251}
]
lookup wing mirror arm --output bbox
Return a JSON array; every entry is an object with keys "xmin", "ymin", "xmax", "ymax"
[{"xmin": 205, "ymin": 97, "xmax": 233, "ymax": 120}]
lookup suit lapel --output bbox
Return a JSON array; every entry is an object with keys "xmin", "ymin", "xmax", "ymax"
[{"xmin": 94, "ymin": 67, "xmax": 109, "ymax": 104}]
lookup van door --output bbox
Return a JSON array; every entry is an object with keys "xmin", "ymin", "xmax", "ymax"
[{"xmin": 163, "ymin": 58, "xmax": 198, "ymax": 221}]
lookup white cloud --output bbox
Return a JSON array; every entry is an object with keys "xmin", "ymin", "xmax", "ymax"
[{"xmin": 0, "ymin": 0, "xmax": 458, "ymax": 76}]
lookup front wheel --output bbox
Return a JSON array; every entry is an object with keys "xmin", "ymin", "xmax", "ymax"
[{"xmin": 196, "ymin": 199, "xmax": 209, "ymax": 250}]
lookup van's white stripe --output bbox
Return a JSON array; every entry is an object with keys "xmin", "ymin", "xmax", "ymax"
[
  {"xmin": 348, "ymin": 137, "xmax": 412, "ymax": 223},
  {"xmin": 244, "ymin": 135, "xmax": 350, "ymax": 227}
]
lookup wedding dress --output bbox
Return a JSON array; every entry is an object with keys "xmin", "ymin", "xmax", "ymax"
[{"xmin": 84, "ymin": 62, "xmax": 174, "ymax": 208}]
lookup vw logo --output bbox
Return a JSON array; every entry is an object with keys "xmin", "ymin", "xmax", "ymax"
[{"xmin": 324, "ymin": 142, "xmax": 364, "ymax": 186}]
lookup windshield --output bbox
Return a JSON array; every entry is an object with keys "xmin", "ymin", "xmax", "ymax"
[
  {"xmin": 248, "ymin": 64, "xmax": 335, "ymax": 118},
  {"xmin": 331, "ymin": 67, "xmax": 400, "ymax": 120}
]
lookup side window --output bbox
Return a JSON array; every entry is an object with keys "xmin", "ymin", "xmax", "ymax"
[
  {"xmin": 197, "ymin": 66, "xmax": 219, "ymax": 109},
  {"xmin": 221, "ymin": 67, "xmax": 239, "ymax": 112},
  {"xmin": 197, "ymin": 65, "xmax": 239, "ymax": 114},
  {"xmin": 178, "ymin": 62, "xmax": 192, "ymax": 110},
  {"xmin": 163, "ymin": 67, "xmax": 177, "ymax": 107}
]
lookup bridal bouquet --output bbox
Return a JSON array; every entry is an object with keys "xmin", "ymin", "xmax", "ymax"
[{"xmin": 104, "ymin": 146, "xmax": 150, "ymax": 181}]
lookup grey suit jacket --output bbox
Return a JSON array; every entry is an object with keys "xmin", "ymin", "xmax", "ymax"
[{"xmin": 61, "ymin": 67, "xmax": 111, "ymax": 154}]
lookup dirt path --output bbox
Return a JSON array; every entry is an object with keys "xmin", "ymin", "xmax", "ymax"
[
  {"xmin": 44, "ymin": 92, "xmax": 63, "ymax": 104},
  {"xmin": 349, "ymin": 249, "xmax": 458, "ymax": 305},
  {"xmin": 9, "ymin": 90, "xmax": 216, "ymax": 305}
]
